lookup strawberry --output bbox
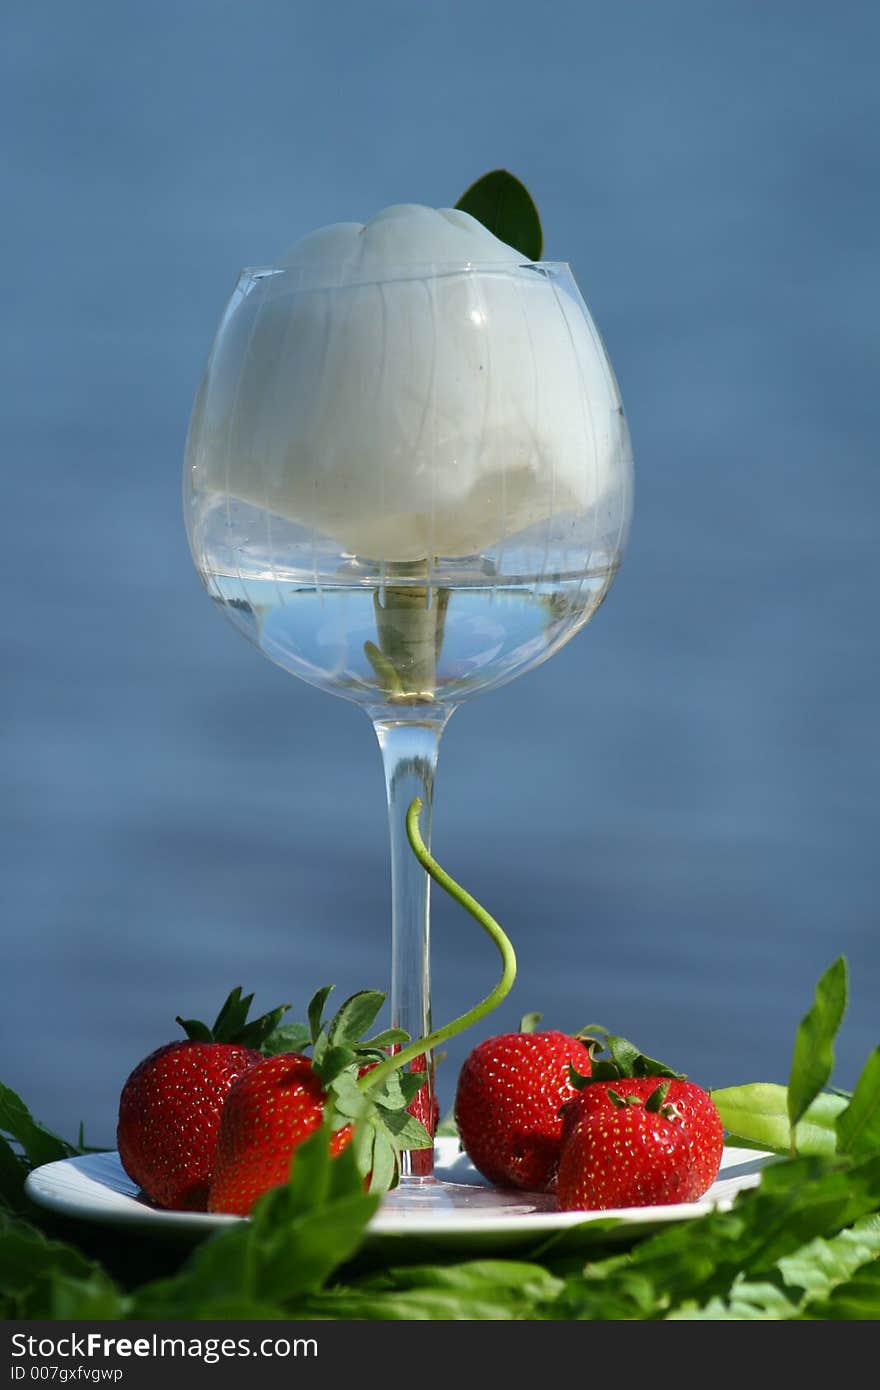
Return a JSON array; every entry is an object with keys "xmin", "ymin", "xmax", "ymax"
[
  {"xmin": 208, "ymin": 1052, "xmax": 352, "ymax": 1214},
  {"xmin": 117, "ymin": 987, "xmax": 293, "ymax": 1211},
  {"xmin": 207, "ymin": 986, "xmax": 435, "ymax": 1213},
  {"xmin": 561, "ymin": 1026, "xmax": 724, "ymax": 1199},
  {"xmin": 562, "ymin": 1075, "xmax": 723, "ymax": 1196},
  {"xmin": 455, "ymin": 1019, "xmax": 592, "ymax": 1191},
  {"xmin": 557, "ymin": 1083, "xmax": 696, "ymax": 1210}
]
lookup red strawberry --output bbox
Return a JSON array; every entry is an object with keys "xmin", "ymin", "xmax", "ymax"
[
  {"xmin": 557, "ymin": 1084, "xmax": 696, "ymax": 1210},
  {"xmin": 208, "ymin": 1053, "xmax": 352, "ymax": 1214},
  {"xmin": 399, "ymin": 1054, "xmax": 439, "ymax": 1179},
  {"xmin": 562, "ymin": 1076, "xmax": 723, "ymax": 1196},
  {"xmin": 455, "ymin": 1027, "xmax": 592, "ymax": 1191},
  {"xmin": 117, "ymin": 987, "xmax": 290, "ymax": 1211}
]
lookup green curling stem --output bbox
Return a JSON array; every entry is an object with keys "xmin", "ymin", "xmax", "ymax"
[{"xmin": 359, "ymin": 796, "xmax": 517, "ymax": 1097}]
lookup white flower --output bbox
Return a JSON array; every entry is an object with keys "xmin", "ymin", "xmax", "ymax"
[{"xmin": 189, "ymin": 204, "xmax": 627, "ymax": 563}]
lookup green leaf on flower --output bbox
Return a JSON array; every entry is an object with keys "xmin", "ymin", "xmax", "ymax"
[
  {"xmin": 455, "ymin": 170, "xmax": 543, "ymax": 261},
  {"xmin": 788, "ymin": 957, "xmax": 848, "ymax": 1136},
  {"xmin": 836, "ymin": 1045, "xmax": 880, "ymax": 1158}
]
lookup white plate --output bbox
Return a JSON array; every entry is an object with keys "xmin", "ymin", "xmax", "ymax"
[{"xmin": 25, "ymin": 1139, "xmax": 772, "ymax": 1251}]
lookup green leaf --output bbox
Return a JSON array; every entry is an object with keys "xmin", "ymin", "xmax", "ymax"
[
  {"xmin": 367, "ymin": 1129, "xmax": 396, "ymax": 1195},
  {"xmin": 376, "ymin": 1109, "xmax": 434, "ymax": 1149},
  {"xmin": 644, "ymin": 1082, "xmax": 671, "ymax": 1113},
  {"xmin": 454, "ymin": 169, "xmax": 543, "ymax": 261},
  {"xmin": 0, "ymin": 1213, "xmax": 125, "ymax": 1319},
  {"xmin": 799, "ymin": 1257, "xmax": 880, "ymax": 1319},
  {"xmin": 370, "ymin": 1069, "xmax": 427, "ymax": 1112},
  {"xmin": 260, "ymin": 1020, "xmax": 312, "ymax": 1056},
  {"xmin": 519, "ymin": 1012, "xmax": 543, "ymax": 1034},
  {"xmin": 308, "ymin": 985, "xmax": 334, "ymax": 1043},
  {"xmin": 327, "ymin": 1071, "xmax": 370, "ymax": 1123},
  {"xmin": 713, "ymin": 1084, "xmax": 848, "ymax": 1155},
  {"xmin": 577, "ymin": 1027, "xmax": 682, "ymax": 1082},
  {"xmin": 302, "ymin": 1260, "xmax": 564, "ymax": 1321},
  {"xmin": 312, "ymin": 1043, "xmax": 357, "ymax": 1085},
  {"xmin": 0, "ymin": 1082, "xmax": 77, "ymax": 1168},
  {"xmin": 362, "ymin": 1028, "xmax": 409, "ymax": 1049},
  {"xmin": 237, "ymin": 1004, "xmax": 292, "ymax": 1050},
  {"xmin": 211, "ymin": 985, "xmax": 252, "ymax": 1040},
  {"xmin": 328, "ymin": 990, "xmax": 385, "ymax": 1048},
  {"xmin": 174, "ymin": 1016, "xmax": 213, "ymax": 1042},
  {"xmin": 788, "ymin": 957, "xmax": 848, "ymax": 1135},
  {"xmin": 0, "ymin": 1138, "xmax": 27, "ymax": 1214},
  {"xmin": 836, "ymin": 1046, "xmax": 880, "ymax": 1158}
]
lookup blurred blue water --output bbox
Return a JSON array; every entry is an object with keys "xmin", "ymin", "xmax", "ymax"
[{"xmin": 2, "ymin": 2, "xmax": 878, "ymax": 1142}]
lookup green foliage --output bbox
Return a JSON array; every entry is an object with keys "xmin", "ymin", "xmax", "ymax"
[
  {"xmin": 787, "ymin": 956, "xmax": 847, "ymax": 1136},
  {"xmin": 175, "ymin": 984, "xmax": 298, "ymax": 1051},
  {"xmin": 836, "ymin": 1046, "xmax": 880, "ymax": 1159},
  {"xmin": 713, "ymin": 1084, "xmax": 848, "ymax": 1155},
  {"xmin": 454, "ymin": 170, "xmax": 543, "ymax": 260}
]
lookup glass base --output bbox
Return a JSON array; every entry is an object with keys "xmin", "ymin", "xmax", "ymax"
[{"xmin": 380, "ymin": 1173, "xmax": 557, "ymax": 1217}]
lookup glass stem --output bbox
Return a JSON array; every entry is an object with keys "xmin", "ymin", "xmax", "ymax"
[{"xmin": 371, "ymin": 713, "xmax": 451, "ymax": 1179}]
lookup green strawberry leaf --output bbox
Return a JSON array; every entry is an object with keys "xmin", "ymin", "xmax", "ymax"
[
  {"xmin": 260, "ymin": 1021, "xmax": 312, "ymax": 1056},
  {"xmin": 375, "ymin": 1108, "xmax": 433, "ymax": 1149},
  {"xmin": 370, "ymin": 1069, "xmax": 427, "ymax": 1113},
  {"xmin": 327, "ymin": 990, "xmax": 385, "ymax": 1048},
  {"xmin": 176, "ymin": 987, "xmax": 292, "ymax": 1050},
  {"xmin": 574, "ymin": 1028, "xmax": 682, "ymax": 1083},
  {"xmin": 519, "ymin": 1012, "xmax": 543, "ymax": 1034},
  {"xmin": 236, "ymin": 1004, "xmax": 294, "ymax": 1051},
  {"xmin": 836, "ymin": 1045, "xmax": 880, "ymax": 1159},
  {"xmin": 644, "ymin": 1082, "xmax": 671, "ymax": 1113},
  {"xmin": 312, "ymin": 1040, "xmax": 356, "ymax": 1082},
  {"xmin": 175, "ymin": 1016, "xmax": 213, "ymax": 1042},
  {"xmin": 308, "ymin": 985, "xmax": 335, "ymax": 1044},
  {"xmin": 362, "ymin": 1028, "xmax": 410, "ymax": 1049},
  {"xmin": 327, "ymin": 1071, "xmax": 370, "ymax": 1124},
  {"xmin": 211, "ymin": 986, "xmax": 254, "ymax": 1040},
  {"xmin": 788, "ymin": 957, "xmax": 848, "ymax": 1137},
  {"xmin": 367, "ymin": 1129, "xmax": 396, "ymax": 1195},
  {"xmin": 455, "ymin": 170, "xmax": 543, "ymax": 261}
]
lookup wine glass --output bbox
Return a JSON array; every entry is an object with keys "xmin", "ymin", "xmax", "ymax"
[{"xmin": 184, "ymin": 254, "xmax": 632, "ymax": 1197}]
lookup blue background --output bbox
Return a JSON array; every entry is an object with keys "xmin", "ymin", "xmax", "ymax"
[{"xmin": 3, "ymin": 1, "xmax": 878, "ymax": 1141}]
